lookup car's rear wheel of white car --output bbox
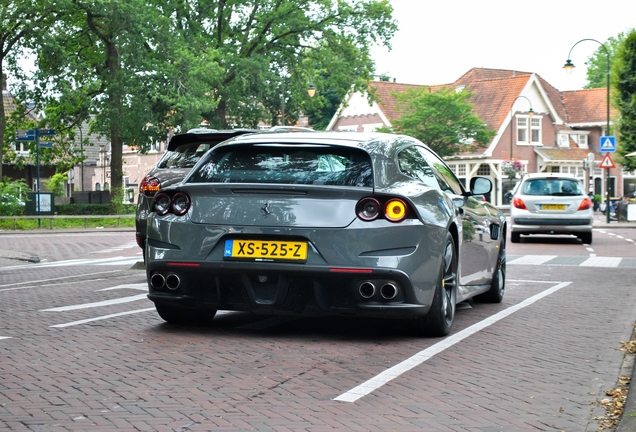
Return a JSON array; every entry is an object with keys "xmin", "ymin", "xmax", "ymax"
[
  {"xmin": 155, "ymin": 304, "xmax": 217, "ymax": 325},
  {"xmin": 578, "ymin": 231, "xmax": 593, "ymax": 244},
  {"xmin": 510, "ymin": 231, "xmax": 521, "ymax": 243},
  {"xmin": 418, "ymin": 232, "xmax": 457, "ymax": 337}
]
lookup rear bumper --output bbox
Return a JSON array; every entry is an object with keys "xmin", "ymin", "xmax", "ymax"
[
  {"xmin": 511, "ymin": 217, "xmax": 592, "ymax": 234},
  {"xmin": 145, "ymin": 260, "xmax": 432, "ymax": 319}
]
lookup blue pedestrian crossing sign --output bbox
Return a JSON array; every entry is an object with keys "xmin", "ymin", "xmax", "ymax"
[{"xmin": 600, "ymin": 136, "xmax": 616, "ymax": 152}]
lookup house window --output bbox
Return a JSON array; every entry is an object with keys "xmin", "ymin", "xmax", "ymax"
[
  {"xmin": 530, "ymin": 118, "xmax": 541, "ymax": 143},
  {"xmin": 550, "ymin": 166, "xmax": 560, "ymax": 173},
  {"xmin": 576, "ymin": 134, "xmax": 588, "ymax": 149},
  {"xmin": 558, "ymin": 134, "xmax": 570, "ymax": 148},
  {"xmin": 517, "ymin": 116, "xmax": 542, "ymax": 144},
  {"xmin": 517, "ymin": 118, "xmax": 527, "ymax": 143},
  {"xmin": 477, "ymin": 164, "xmax": 490, "ymax": 176},
  {"xmin": 458, "ymin": 164, "xmax": 466, "ymax": 176}
]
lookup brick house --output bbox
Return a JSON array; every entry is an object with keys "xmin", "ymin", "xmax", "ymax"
[{"xmin": 327, "ymin": 68, "xmax": 629, "ymax": 207}]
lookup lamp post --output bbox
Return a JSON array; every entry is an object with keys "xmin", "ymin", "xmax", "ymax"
[
  {"xmin": 506, "ymin": 96, "xmax": 534, "ymax": 203},
  {"xmin": 564, "ymin": 38, "xmax": 611, "ymax": 223},
  {"xmin": 280, "ymin": 69, "xmax": 316, "ymax": 126}
]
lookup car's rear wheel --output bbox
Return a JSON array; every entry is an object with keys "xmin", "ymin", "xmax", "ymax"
[
  {"xmin": 476, "ymin": 245, "xmax": 505, "ymax": 303},
  {"xmin": 510, "ymin": 231, "xmax": 521, "ymax": 243},
  {"xmin": 155, "ymin": 304, "xmax": 217, "ymax": 325},
  {"xmin": 418, "ymin": 232, "xmax": 457, "ymax": 337},
  {"xmin": 578, "ymin": 231, "xmax": 593, "ymax": 244}
]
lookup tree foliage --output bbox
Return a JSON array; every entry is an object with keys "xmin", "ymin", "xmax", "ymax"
[
  {"xmin": 381, "ymin": 87, "xmax": 496, "ymax": 158},
  {"xmin": 584, "ymin": 34, "xmax": 624, "ymax": 89},
  {"xmin": 0, "ymin": 0, "xmax": 64, "ymax": 179},
  {"xmin": 6, "ymin": 0, "xmax": 395, "ymax": 198},
  {"xmin": 614, "ymin": 29, "xmax": 636, "ymax": 171}
]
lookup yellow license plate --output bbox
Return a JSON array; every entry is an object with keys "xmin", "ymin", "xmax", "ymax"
[
  {"xmin": 224, "ymin": 239, "xmax": 307, "ymax": 261},
  {"xmin": 541, "ymin": 204, "xmax": 566, "ymax": 210}
]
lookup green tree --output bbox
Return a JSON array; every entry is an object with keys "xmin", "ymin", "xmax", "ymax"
[
  {"xmin": 584, "ymin": 34, "xmax": 624, "ymax": 89},
  {"xmin": 614, "ymin": 29, "xmax": 636, "ymax": 171},
  {"xmin": 382, "ymin": 87, "xmax": 496, "ymax": 158},
  {"xmin": 0, "ymin": 0, "xmax": 63, "ymax": 179},
  {"xmin": 29, "ymin": 0, "xmax": 395, "ymax": 200}
]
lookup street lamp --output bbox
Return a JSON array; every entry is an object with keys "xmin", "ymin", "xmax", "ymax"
[
  {"xmin": 280, "ymin": 70, "xmax": 316, "ymax": 126},
  {"xmin": 564, "ymin": 38, "xmax": 611, "ymax": 223},
  {"xmin": 506, "ymin": 96, "xmax": 534, "ymax": 203}
]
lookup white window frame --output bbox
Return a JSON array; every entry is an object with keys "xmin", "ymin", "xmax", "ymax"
[{"xmin": 517, "ymin": 115, "xmax": 542, "ymax": 146}]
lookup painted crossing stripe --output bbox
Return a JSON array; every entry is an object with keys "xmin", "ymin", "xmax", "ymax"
[
  {"xmin": 40, "ymin": 294, "xmax": 148, "ymax": 312},
  {"xmin": 508, "ymin": 255, "xmax": 636, "ymax": 268},
  {"xmin": 507, "ymin": 255, "xmax": 557, "ymax": 265}
]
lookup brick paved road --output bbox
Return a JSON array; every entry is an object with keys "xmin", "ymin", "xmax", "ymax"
[{"xmin": 0, "ymin": 231, "xmax": 634, "ymax": 431}]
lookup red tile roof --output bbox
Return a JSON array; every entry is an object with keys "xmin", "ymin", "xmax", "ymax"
[{"xmin": 563, "ymin": 88, "xmax": 616, "ymax": 125}]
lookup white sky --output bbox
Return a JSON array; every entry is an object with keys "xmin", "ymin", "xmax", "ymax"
[{"xmin": 371, "ymin": 0, "xmax": 636, "ymax": 91}]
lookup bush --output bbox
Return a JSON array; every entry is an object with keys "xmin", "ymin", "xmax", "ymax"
[{"xmin": 0, "ymin": 178, "xmax": 29, "ymax": 216}]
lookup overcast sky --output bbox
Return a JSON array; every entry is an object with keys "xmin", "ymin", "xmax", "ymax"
[{"xmin": 370, "ymin": 0, "xmax": 636, "ymax": 91}]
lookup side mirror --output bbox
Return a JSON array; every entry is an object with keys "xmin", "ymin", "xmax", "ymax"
[{"xmin": 469, "ymin": 177, "xmax": 492, "ymax": 195}]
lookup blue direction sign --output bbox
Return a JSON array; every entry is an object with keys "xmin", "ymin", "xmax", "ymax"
[
  {"xmin": 39, "ymin": 142, "xmax": 53, "ymax": 148},
  {"xmin": 16, "ymin": 129, "xmax": 36, "ymax": 141},
  {"xmin": 600, "ymin": 136, "xmax": 617, "ymax": 153},
  {"xmin": 38, "ymin": 128, "xmax": 55, "ymax": 135}
]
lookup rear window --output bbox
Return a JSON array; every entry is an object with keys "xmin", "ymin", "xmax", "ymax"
[
  {"xmin": 157, "ymin": 143, "xmax": 213, "ymax": 169},
  {"xmin": 522, "ymin": 178, "xmax": 584, "ymax": 196},
  {"xmin": 186, "ymin": 145, "xmax": 373, "ymax": 187}
]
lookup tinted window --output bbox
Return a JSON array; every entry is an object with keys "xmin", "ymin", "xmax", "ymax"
[
  {"xmin": 397, "ymin": 146, "xmax": 439, "ymax": 189},
  {"xmin": 158, "ymin": 143, "xmax": 212, "ymax": 169},
  {"xmin": 417, "ymin": 147, "xmax": 464, "ymax": 195},
  {"xmin": 522, "ymin": 178, "xmax": 584, "ymax": 196},
  {"xmin": 187, "ymin": 145, "xmax": 373, "ymax": 187}
]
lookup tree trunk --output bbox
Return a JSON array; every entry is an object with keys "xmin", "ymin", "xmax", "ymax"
[
  {"xmin": 215, "ymin": 99, "xmax": 228, "ymax": 129},
  {"xmin": 0, "ymin": 60, "xmax": 5, "ymax": 180}
]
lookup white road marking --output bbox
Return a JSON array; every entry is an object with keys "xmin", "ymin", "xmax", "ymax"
[
  {"xmin": 579, "ymin": 256, "xmax": 622, "ymax": 267},
  {"xmin": 0, "ymin": 256, "xmax": 139, "ymax": 270},
  {"xmin": 333, "ymin": 281, "xmax": 571, "ymax": 403},
  {"xmin": 50, "ymin": 308, "xmax": 156, "ymax": 328},
  {"xmin": 40, "ymin": 294, "xmax": 148, "ymax": 312},
  {"xmin": 0, "ymin": 336, "xmax": 11, "ymax": 341},
  {"xmin": 98, "ymin": 283, "xmax": 147, "ymax": 291},
  {"xmin": 0, "ymin": 270, "xmax": 125, "ymax": 290},
  {"xmin": 507, "ymin": 255, "xmax": 557, "ymax": 265}
]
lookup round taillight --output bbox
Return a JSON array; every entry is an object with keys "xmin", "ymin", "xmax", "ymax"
[
  {"xmin": 153, "ymin": 193, "xmax": 172, "ymax": 216},
  {"xmin": 357, "ymin": 197, "xmax": 381, "ymax": 221},
  {"xmin": 385, "ymin": 199, "xmax": 407, "ymax": 222},
  {"xmin": 171, "ymin": 192, "xmax": 191, "ymax": 216},
  {"xmin": 140, "ymin": 175, "xmax": 161, "ymax": 196}
]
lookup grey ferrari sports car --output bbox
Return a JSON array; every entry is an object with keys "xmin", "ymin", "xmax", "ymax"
[{"xmin": 145, "ymin": 131, "xmax": 506, "ymax": 336}]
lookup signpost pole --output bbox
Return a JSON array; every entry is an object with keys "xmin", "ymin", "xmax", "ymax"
[{"xmin": 36, "ymin": 129, "xmax": 41, "ymax": 228}]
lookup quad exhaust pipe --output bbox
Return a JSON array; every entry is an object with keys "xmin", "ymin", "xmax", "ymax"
[
  {"xmin": 358, "ymin": 281, "xmax": 376, "ymax": 299},
  {"xmin": 358, "ymin": 281, "xmax": 399, "ymax": 300},
  {"xmin": 150, "ymin": 273, "xmax": 166, "ymax": 290},
  {"xmin": 380, "ymin": 282, "xmax": 398, "ymax": 300},
  {"xmin": 150, "ymin": 272, "xmax": 181, "ymax": 290}
]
